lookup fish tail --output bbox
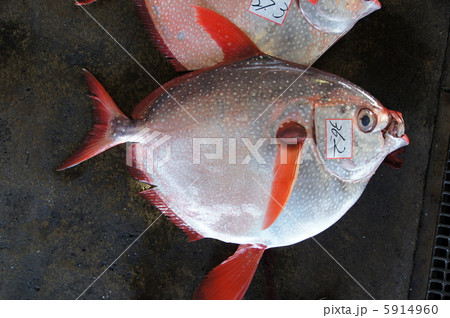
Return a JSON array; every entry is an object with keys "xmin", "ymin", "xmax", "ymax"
[
  {"xmin": 57, "ymin": 69, "xmax": 129, "ymax": 171},
  {"xmin": 194, "ymin": 244, "xmax": 267, "ymax": 300}
]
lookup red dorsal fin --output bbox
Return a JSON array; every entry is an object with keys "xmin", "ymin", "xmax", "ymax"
[
  {"xmin": 133, "ymin": 0, "xmax": 187, "ymax": 71},
  {"xmin": 263, "ymin": 122, "xmax": 307, "ymax": 229},
  {"xmin": 74, "ymin": 0, "xmax": 97, "ymax": 5},
  {"xmin": 57, "ymin": 70, "xmax": 128, "ymax": 170},
  {"xmin": 193, "ymin": 6, "xmax": 261, "ymax": 64},
  {"xmin": 139, "ymin": 188, "xmax": 203, "ymax": 242},
  {"xmin": 194, "ymin": 244, "xmax": 267, "ymax": 300}
]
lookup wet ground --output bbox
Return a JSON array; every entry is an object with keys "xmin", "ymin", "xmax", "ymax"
[{"xmin": 0, "ymin": 0, "xmax": 449, "ymax": 299}]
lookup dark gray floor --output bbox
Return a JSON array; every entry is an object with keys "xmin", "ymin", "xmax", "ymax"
[{"xmin": 0, "ymin": 0, "xmax": 449, "ymax": 299}]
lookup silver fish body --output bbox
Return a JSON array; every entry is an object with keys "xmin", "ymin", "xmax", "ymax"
[{"xmin": 117, "ymin": 55, "xmax": 408, "ymax": 248}]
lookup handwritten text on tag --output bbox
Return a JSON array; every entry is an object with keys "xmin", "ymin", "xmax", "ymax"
[
  {"xmin": 325, "ymin": 119, "xmax": 353, "ymax": 159},
  {"xmin": 248, "ymin": 0, "xmax": 293, "ymax": 25}
]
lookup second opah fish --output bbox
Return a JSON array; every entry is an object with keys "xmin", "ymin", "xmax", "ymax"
[{"xmin": 77, "ymin": 0, "xmax": 381, "ymax": 71}]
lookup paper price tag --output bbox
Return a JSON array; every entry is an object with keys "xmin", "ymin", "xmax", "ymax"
[
  {"xmin": 325, "ymin": 119, "xmax": 353, "ymax": 159},
  {"xmin": 248, "ymin": 0, "xmax": 293, "ymax": 25}
]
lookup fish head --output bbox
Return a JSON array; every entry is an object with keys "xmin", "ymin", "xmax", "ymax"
[
  {"xmin": 299, "ymin": 0, "xmax": 381, "ymax": 33},
  {"xmin": 313, "ymin": 83, "xmax": 408, "ymax": 182}
]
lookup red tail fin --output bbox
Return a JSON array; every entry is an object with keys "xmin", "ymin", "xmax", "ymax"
[
  {"xmin": 193, "ymin": 6, "xmax": 261, "ymax": 64},
  {"xmin": 194, "ymin": 244, "xmax": 266, "ymax": 300},
  {"xmin": 57, "ymin": 70, "xmax": 128, "ymax": 170}
]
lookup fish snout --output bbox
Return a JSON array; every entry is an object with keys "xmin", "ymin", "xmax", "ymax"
[
  {"xmin": 385, "ymin": 110, "xmax": 408, "ymax": 144},
  {"xmin": 299, "ymin": 0, "xmax": 380, "ymax": 34},
  {"xmin": 367, "ymin": 1, "xmax": 382, "ymax": 10}
]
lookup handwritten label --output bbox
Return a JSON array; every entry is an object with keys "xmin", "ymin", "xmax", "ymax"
[
  {"xmin": 325, "ymin": 119, "xmax": 353, "ymax": 159},
  {"xmin": 248, "ymin": 0, "xmax": 293, "ymax": 25}
]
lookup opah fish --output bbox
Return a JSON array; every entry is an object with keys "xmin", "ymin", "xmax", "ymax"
[
  {"xmin": 76, "ymin": 0, "xmax": 381, "ymax": 71},
  {"xmin": 58, "ymin": 54, "xmax": 408, "ymax": 299}
]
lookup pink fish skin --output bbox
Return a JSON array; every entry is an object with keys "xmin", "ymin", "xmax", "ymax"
[
  {"xmin": 76, "ymin": 1, "xmax": 381, "ymax": 70},
  {"xmin": 135, "ymin": 0, "xmax": 381, "ymax": 70},
  {"xmin": 59, "ymin": 56, "xmax": 407, "ymax": 299}
]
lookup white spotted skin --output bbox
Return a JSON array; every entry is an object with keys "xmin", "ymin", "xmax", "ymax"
[
  {"xmin": 144, "ymin": 0, "xmax": 380, "ymax": 70},
  {"xmin": 124, "ymin": 56, "xmax": 407, "ymax": 248}
]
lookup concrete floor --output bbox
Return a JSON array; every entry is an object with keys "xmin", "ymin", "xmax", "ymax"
[{"xmin": 0, "ymin": 0, "xmax": 449, "ymax": 299}]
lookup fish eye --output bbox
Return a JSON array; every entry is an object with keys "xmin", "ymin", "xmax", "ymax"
[{"xmin": 357, "ymin": 108, "xmax": 377, "ymax": 133}]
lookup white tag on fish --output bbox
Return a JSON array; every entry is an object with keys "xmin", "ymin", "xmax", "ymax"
[
  {"xmin": 248, "ymin": 0, "xmax": 293, "ymax": 25},
  {"xmin": 325, "ymin": 119, "xmax": 353, "ymax": 159}
]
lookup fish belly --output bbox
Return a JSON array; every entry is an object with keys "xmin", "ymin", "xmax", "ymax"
[{"xmin": 135, "ymin": 122, "xmax": 367, "ymax": 248}]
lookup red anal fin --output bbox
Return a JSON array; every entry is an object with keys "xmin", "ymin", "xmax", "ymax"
[
  {"xmin": 263, "ymin": 122, "xmax": 307, "ymax": 229},
  {"xmin": 194, "ymin": 6, "xmax": 262, "ymax": 64},
  {"xmin": 133, "ymin": 0, "xmax": 188, "ymax": 71},
  {"xmin": 74, "ymin": 0, "xmax": 97, "ymax": 5},
  {"xmin": 139, "ymin": 189, "xmax": 203, "ymax": 242},
  {"xmin": 57, "ymin": 70, "xmax": 128, "ymax": 170},
  {"xmin": 194, "ymin": 244, "xmax": 267, "ymax": 300},
  {"xmin": 126, "ymin": 144, "xmax": 156, "ymax": 184},
  {"xmin": 127, "ymin": 166, "xmax": 155, "ymax": 185}
]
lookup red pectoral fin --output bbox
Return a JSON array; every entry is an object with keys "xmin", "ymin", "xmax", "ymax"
[
  {"xmin": 194, "ymin": 244, "xmax": 266, "ymax": 300},
  {"xmin": 193, "ymin": 6, "xmax": 261, "ymax": 64},
  {"xmin": 262, "ymin": 143, "xmax": 303, "ymax": 229}
]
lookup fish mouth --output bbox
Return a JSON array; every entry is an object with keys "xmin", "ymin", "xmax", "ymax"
[{"xmin": 382, "ymin": 110, "xmax": 409, "ymax": 169}]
